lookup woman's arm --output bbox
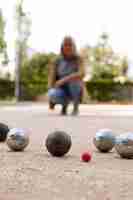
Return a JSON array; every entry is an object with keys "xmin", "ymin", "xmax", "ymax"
[
  {"xmin": 64, "ymin": 58, "xmax": 85, "ymax": 81},
  {"xmin": 55, "ymin": 58, "xmax": 85, "ymax": 87},
  {"xmin": 48, "ymin": 59, "xmax": 56, "ymax": 89}
]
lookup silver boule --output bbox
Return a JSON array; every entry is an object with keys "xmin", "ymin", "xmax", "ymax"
[
  {"xmin": 6, "ymin": 128, "xmax": 30, "ymax": 151},
  {"xmin": 93, "ymin": 129, "xmax": 115, "ymax": 153},
  {"xmin": 115, "ymin": 132, "xmax": 133, "ymax": 159}
]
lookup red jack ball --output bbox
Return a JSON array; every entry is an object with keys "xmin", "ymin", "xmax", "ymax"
[{"xmin": 81, "ymin": 151, "xmax": 92, "ymax": 162}]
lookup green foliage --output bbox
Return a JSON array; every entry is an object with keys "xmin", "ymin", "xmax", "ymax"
[
  {"xmin": 86, "ymin": 79, "xmax": 133, "ymax": 102},
  {"xmin": 81, "ymin": 33, "xmax": 129, "ymax": 102},
  {"xmin": 0, "ymin": 10, "xmax": 6, "ymax": 50},
  {"xmin": 20, "ymin": 53, "xmax": 57, "ymax": 100},
  {"xmin": 0, "ymin": 79, "xmax": 14, "ymax": 99},
  {"xmin": 92, "ymin": 62, "xmax": 119, "ymax": 79},
  {"xmin": 0, "ymin": 9, "xmax": 8, "ymax": 64},
  {"xmin": 81, "ymin": 33, "xmax": 129, "ymax": 80},
  {"xmin": 0, "ymin": 76, "xmax": 133, "ymax": 102}
]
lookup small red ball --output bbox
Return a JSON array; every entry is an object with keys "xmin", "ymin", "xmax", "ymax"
[{"xmin": 81, "ymin": 151, "xmax": 92, "ymax": 162}]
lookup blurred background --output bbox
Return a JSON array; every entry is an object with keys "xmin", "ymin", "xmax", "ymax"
[{"xmin": 0, "ymin": 0, "xmax": 133, "ymax": 103}]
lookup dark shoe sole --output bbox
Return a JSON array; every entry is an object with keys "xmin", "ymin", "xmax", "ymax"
[
  {"xmin": 49, "ymin": 102, "xmax": 55, "ymax": 110},
  {"xmin": 60, "ymin": 105, "xmax": 68, "ymax": 115}
]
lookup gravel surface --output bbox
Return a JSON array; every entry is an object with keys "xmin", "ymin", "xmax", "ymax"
[{"xmin": 0, "ymin": 104, "xmax": 133, "ymax": 200}]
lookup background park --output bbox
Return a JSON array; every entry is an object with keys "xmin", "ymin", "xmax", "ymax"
[
  {"xmin": 0, "ymin": 0, "xmax": 133, "ymax": 103},
  {"xmin": 0, "ymin": 1, "xmax": 133, "ymax": 200}
]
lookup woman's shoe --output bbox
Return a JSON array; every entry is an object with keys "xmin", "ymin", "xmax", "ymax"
[
  {"xmin": 71, "ymin": 109, "xmax": 79, "ymax": 116},
  {"xmin": 71, "ymin": 104, "xmax": 79, "ymax": 116},
  {"xmin": 49, "ymin": 102, "xmax": 55, "ymax": 110},
  {"xmin": 60, "ymin": 105, "xmax": 67, "ymax": 115}
]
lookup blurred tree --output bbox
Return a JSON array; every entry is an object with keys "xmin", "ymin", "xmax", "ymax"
[
  {"xmin": 121, "ymin": 56, "xmax": 128, "ymax": 75},
  {"xmin": 0, "ymin": 9, "xmax": 9, "ymax": 65},
  {"xmin": 14, "ymin": 0, "xmax": 31, "ymax": 100},
  {"xmin": 80, "ymin": 32, "xmax": 129, "ymax": 80},
  {"xmin": 20, "ymin": 52, "xmax": 57, "ymax": 100}
]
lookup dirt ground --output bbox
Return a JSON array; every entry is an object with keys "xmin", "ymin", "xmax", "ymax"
[{"xmin": 0, "ymin": 103, "xmax": 133, "ymax": 200}]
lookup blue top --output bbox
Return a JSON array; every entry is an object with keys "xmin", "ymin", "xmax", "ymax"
[{"xmin": 55, "ymin": 57, "xmax": 79, "ymax": 80}]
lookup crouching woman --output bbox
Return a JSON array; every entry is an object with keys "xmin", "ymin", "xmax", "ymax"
[{"xmin": 48, "ymin": 36, "xmax": 85, "ymax": 115}]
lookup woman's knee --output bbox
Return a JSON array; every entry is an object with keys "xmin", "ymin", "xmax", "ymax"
[
  {"xmin": 68, "ymin": 83, "xmax": 82, "ymax": 100},
  {"xmin": 48, "ymin": 88, "xmax": 67, "ymax": 104}
]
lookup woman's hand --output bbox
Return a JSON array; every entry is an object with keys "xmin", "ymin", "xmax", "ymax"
[
  {"xmin": 55, "ymin": 79, "xmax": 65, "ymax": 88},
  {"xmin": 55, "ymin": 74, "xmax": 81, "ymax": 88}
]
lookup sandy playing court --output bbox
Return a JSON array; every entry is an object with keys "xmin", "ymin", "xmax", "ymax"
[{"xmin": 0, "ymin": 103, "xmax": 133, "ymax": 200}]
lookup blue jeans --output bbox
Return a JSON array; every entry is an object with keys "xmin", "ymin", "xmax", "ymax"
[{"xmin": 48, "ymin": 82, "xmax": 82, "ymax": 106}]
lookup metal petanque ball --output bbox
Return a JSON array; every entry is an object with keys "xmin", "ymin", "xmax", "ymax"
[
  {"xmin": 6, "ymin": 128, "xmax": 30, "ymax": 151},
  {"xmin": 93, "ymin": 129, "xmax": 115, "ymax": 153},
  {"xmin": 115, "ymin": 133, "xmax": 133, "ymax": 159},
  {"xmin": 45, "ymin": 131, "xmax": 72, "ymax": 157},
  {"xmin": 0, "ymin": 123, "xmax": 10, "ymax": 142}
]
